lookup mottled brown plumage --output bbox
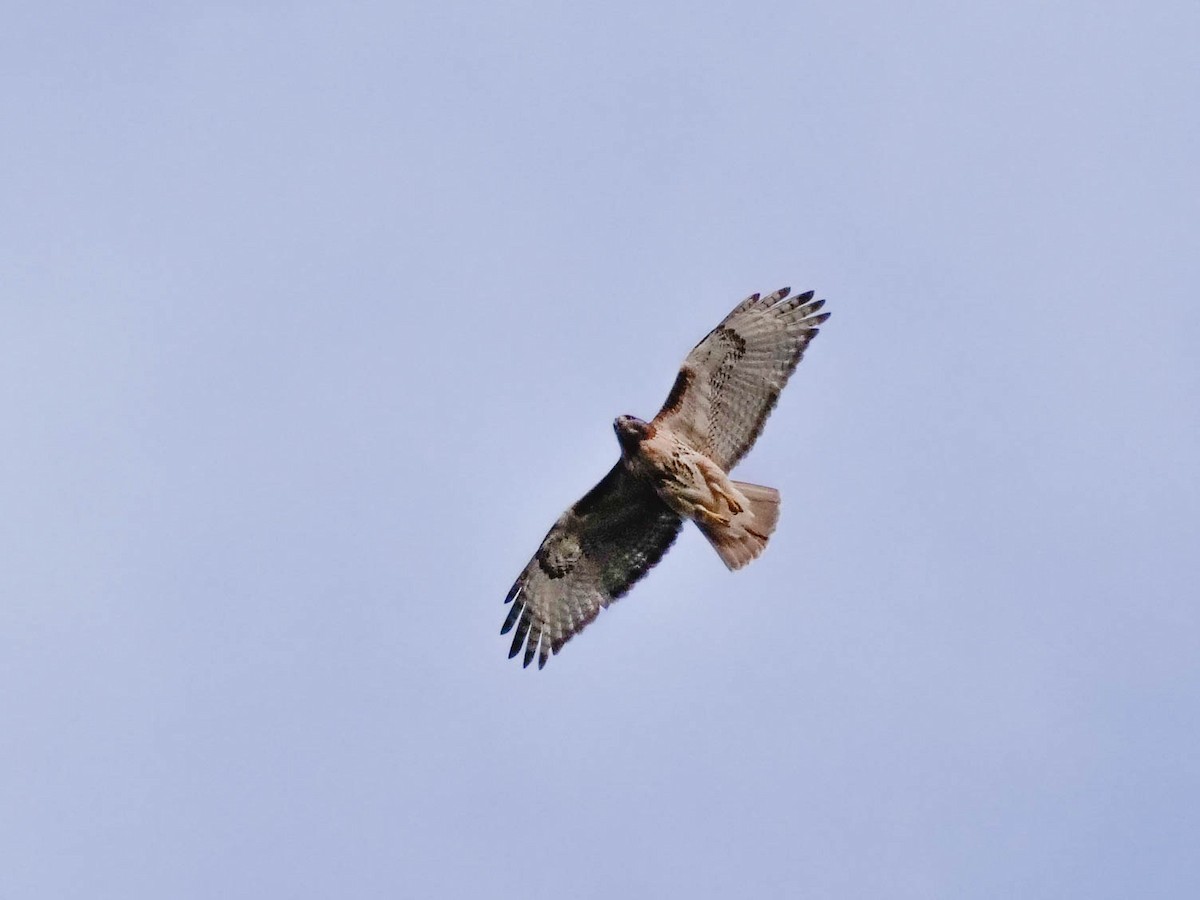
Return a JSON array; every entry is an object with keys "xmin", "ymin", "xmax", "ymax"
[{"xmin": 503, "ymin": 287, "xmax": 829, "ymax": 668}]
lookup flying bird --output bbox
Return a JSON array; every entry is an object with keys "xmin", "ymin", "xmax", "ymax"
[{"xmin": 502, "ymin": 287, "xmax": 829, "ymax": 668}]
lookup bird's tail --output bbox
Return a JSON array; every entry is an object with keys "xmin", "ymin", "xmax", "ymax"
[{"xmin": 695, "ymin": 481, "xmax": 781, "ymax": 571}]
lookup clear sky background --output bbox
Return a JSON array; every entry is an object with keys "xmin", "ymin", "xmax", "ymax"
[{"xmin": 3, "ymin": 2, "xmax": 1198, "ymax": 897}]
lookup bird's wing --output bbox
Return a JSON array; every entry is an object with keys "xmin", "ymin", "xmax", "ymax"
[
  {"xmin": 502, "ymin": 462, "xmax": 683, "ymax": 668},
  {"xmin": 652, "ymin": 287, "xmax": 828, "ymax": 470}
]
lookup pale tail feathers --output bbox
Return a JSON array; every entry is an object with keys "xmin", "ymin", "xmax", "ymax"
[{"xmin": 695, "ymin": 481, "xmax": 781, "ymax": 571}]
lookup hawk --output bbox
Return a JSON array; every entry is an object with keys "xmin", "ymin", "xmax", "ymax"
[{"xmin": 502, "ymin": 287, "xmax": 829, "ymax": 668}]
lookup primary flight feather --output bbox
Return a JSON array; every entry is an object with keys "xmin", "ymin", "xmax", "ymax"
[{"xmin": 503, "ymin": 287, "xmax": 830, "ymax": 668}]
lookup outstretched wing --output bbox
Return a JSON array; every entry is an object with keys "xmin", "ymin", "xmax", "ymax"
[
  {"xmin": 502, "ymin": 463, "xmax": 683, "ymax": 668},
  {"xmin": 653, "ymin": 287, "xmax": 828, "ymax": 470}
]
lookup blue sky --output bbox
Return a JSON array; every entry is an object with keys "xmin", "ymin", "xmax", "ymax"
[{"xmin": 3, "ymin": 2, "xmax": 1198, "ymax": 897}]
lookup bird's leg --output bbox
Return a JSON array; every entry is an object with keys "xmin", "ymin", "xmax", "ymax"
[
  {"xmin": 697, "ymin": 460, "xmax": 743, "ymax": 515},
  {"xmin": 711, "ymin": 482, "xmax": 743, "ymax": 515},
  {"xmin": 692, "ymin": 506, "xmax": 731, "ymax": 528}
]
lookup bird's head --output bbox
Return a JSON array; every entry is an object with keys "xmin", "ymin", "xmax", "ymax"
[{"xmin": 614, "ymin": 415, "xmax": 652, "ymax": 454}]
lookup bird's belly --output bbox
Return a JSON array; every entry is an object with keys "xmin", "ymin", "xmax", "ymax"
[{"xmin": 641, "ymin": 445, "xmax": 713, "ymax": 518}]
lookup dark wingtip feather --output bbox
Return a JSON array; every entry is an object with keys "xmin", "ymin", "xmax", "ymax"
[
  {"xmin": 518, "ymin": 633, "xmax": 537, "ymax": 672},
  {"xmin": 523, "ymin": 622, "xmax": 544, "ymax": 668},
  {"xmin": 504, "ymin": 580, "xmax": 522, "ymax": 604},
  {"xmin": 500, "ymin": 599, "xmax": 522, "ymax": 634},
  {"xmin": 508, "ymin": 614, "xmax": 530, "ymax": 659}
]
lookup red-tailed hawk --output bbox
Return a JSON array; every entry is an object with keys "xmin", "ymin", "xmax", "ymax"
[{"xmin": 503, "ymin": 287, "xmax": 829, "ymax": 668}]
